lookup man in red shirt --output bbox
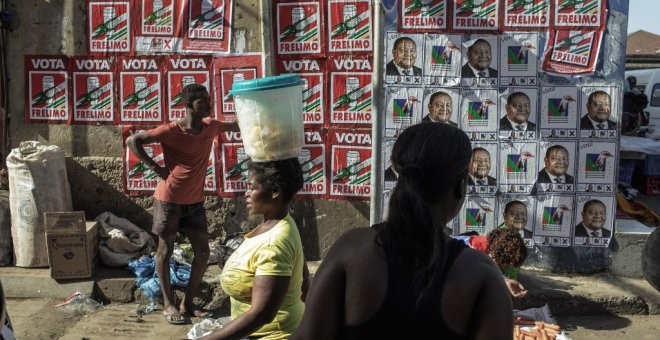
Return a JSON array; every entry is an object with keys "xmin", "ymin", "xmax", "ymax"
[{"xmin": 127, "ymin": 84, "xmax": 234, "ymax": 324}]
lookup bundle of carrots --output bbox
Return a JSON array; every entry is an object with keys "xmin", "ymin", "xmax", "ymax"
[{"xmin": 513, "ymin": 317, "xmax": 561, "ymax": 340}]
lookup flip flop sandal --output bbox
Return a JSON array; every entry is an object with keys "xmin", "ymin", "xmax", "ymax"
[{"xmin": 163, "ymin": 311, "xmax": 186, "ymax": 324}]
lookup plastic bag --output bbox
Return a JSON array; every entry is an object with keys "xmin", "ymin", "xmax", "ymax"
[
  {"xmin": 52, "ymin": 292, "xmax": 103, "ymax": 315},
  {"xmin": 186, "ymin": 317, "xmax": 232, "ymax": 339}
]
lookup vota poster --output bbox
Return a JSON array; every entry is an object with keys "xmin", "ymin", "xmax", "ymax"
[
  {"xmin": 164, "ymin": 55, "xmax": 212, "ymax": 122},
  {"xmin": 24, "ymin": 55, "xmax": 70, "ymax": 124},
  {"xmin": 297, "ymin": 128, "xmax": 327, "ymax": 198},
  {"xmin": 328, "ymin": 128, "xmax": 371, "ymax": 200},
  {"xmin": 213, "ymin": 53, "xmax": 264, "ymax": 122},
  {"xmin": 275, "ymin": 1, "xmax": 325, "ymax": 57},
  {"xmin": 71, "ymin": 57, "xmax": 116, "ymax": 125},
  {"xmin": 329, "ymin": 55, "xmax": 373, "ymax": 127},
  {"xmin": 219, "ymin": 129, "xmax": 248, "ymax": 197},
  {"xmin": 327, "ymin": 0, "xmax": 372, "ymax": 54},
  {"xmin": 274, "ymin": 58, "xmax": 326, "ymax": 126},
  {"xmin": 399, "ymin": 0, "xmax": 448, "ymax": 32},
  {"xmin": 182, "ymin": 0, "xmax": 233, "ymax": 53},
  {"xmin": 118, "ymin": 56, "xmax": 164, "ymax": 125},
  {"xmin": 88, "ymin": 1, "xmax": 132, "ymax": 55}
]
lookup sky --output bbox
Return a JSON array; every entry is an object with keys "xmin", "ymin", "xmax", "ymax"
[{"xmin": 627, "ymin": 0, "xmax": 660, "ymax": 34}]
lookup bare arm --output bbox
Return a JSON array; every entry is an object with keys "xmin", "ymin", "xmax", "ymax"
[
  {"xmin": 126, "ymin": 131, "xmax": 169, "ymax": 180},
  {"xmin": 301, "ymin": 261, "xmax": 310, "ymax": 303},
  {"xmin": 202, "ymin": 275, "xmax": 291, "ymax": 340},
  {"xmin": 469, "ymin": 254, "xmax": 514, "ymax": 340}
]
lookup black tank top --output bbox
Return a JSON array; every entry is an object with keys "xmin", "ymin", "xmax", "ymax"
[{"xmin": 342, "ymin": 237, "xmax": 468, "ymax": 339}]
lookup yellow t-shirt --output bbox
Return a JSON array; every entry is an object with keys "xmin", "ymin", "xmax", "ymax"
[{"xmin": 220, "ymin": 214, "xmax": 305, "ymax": 339}]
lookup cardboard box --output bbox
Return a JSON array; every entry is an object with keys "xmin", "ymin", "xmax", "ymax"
[
  {"xmin": 47, "ymin": 221, "xmax": 99, "ymax": 279},
  {"xmin": 44, "ymin": 211, "xmax": 86, "ymax": 233}
]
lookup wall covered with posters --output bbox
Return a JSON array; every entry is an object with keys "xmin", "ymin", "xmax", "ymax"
[{"xmin": 375, "ymin": 0, "xmax": 629, "ymax": 271}]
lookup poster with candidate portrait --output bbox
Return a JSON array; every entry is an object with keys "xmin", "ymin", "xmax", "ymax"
[
  {"xmin": 573, "ymin": 195, "xmax": 614, "ymax": 247},
  {"xmin": 501, "ymin": 0, "xmax": 550, "ymax": 31},
  {"xmin": 399, "ymin": 0, "xmax": 448, "ymax": 32},
  {"xmin": 498, "ymin": 87, "xmax": 538, "ymax": 140},
  {"xmin": 535, "ymin": 141, "xmax": 577, "ymax": 194},
  {"xmin": 460, "ymin": 88, "xmax": 498, "ymax": 141},
  {"xmin": 423, "ymin": 33, "xmax": 462, "ymax": 87},
  {"xmin": 458, "ymin": 195, "xmax": 497, "ymax": 236},
  {"xmin": 498, "ymin": 141, "xmax": 538, "ymax": 194},
  {"xmin": 421, "ymin": 88, "xmax": 460, "ymax": 126},
  {"xmin": 533, "ymin": 195, "xmax": 574, "ymax": 247},
  {"xmin": 461, "ymin": 35, "xmax": 499, "ymax": 87},
  {"xmin": 498, "ymin": 32, "xmax": 539, "ymax": 87},
  {"xmin": 539, "ymin": 86, "xmax": 579, "ymax": 138},
  {"xmin": 327, "ymin": 0, "xmax": 372, "ymax": 54},
  {"xmin": 578, "ymin": 85, "xmax": 620, "ymax": 139},
  {"xmin": 328, "ymin": 128, "xmax": 372, "ymax": 200},
  {"xmin": 452, "ymin": 0, "xmax": 499, "ymax": 31},
  {"xmin": 71, "ymin": 56, "xmax": 116, "ymax": 125},
  {"xmin": 497, "ymin": 195, "xmax": 537, "ymax": 247},
  {"xmin": 384, "ymin": 87, "xmax": 424, "ymax": 139},
  {"xmin": 24, "ymin": 55, "xmax": 71, "ymax": 124},
  {"xmin": 467, "ymin": 142, "xmax": 499, "ymax": 195},
  {"xmin": 385, "ymin": 32, "xmax": 424, "ymax": 85},
  {"xmin": 118, "ymin": 56, "xmax": 164, "ymax": 125},
  {"xmin": 297, "ymin": 128, "xmax": 327, "ymax": 198},
  {"xmin": 576, "ymin": 141, "xmax": 617, "ymax": 194},
  {"xmin": 213, "ymin": 53, "xmax": 265, "ymax": 122}
]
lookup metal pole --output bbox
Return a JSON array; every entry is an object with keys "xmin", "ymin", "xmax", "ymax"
[{"xmin": 369, "ymin": 0, "xmax": 386, "ymax": 226}]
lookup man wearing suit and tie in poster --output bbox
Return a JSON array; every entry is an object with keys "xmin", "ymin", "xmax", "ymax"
[
  {"xmin": 499, "ymin": 92, "xmax": 536, "ymax": 131},
  {"xmin": 580, "ymin": 91, "xmax": 617, "ymax": 130},
  {"xmin": 574, "ymin": 199, "xmax": 611, "ymax": 238},
  {"xmin": 468, "ymin": 147, "xmax": 497, "ymax": 186},
  {"xmin": 422, "ymin": 91, "xmax": 457, "ymax": 126},
  {"xmin": 538, "ymin": 145, "xmax": 574, "ymax": 184},
  {"xmin": 386, "ymin": 37, "xmax": 422, "ymax": 77},
  {"xmin": 461, "ymin": 39, "xmax": 498, "ymax": 78},
  {"xmin": 499, "ymin": 200, "xmax": 533, "ymax": 239}
]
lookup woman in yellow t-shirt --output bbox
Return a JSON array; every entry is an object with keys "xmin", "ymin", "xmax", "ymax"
[{"xmin": 204, "ymin": 158, "xmax": 308, "ymax": 340}]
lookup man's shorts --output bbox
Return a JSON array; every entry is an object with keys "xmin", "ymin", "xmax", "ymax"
[{"xmin": 152, "ymin": 199, "xmax": 207, "ymax": 236}]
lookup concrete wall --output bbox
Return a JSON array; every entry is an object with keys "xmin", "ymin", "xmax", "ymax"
[{"xmin": 4, "ymin": 0, "xmax": 367, "ymax": 260}]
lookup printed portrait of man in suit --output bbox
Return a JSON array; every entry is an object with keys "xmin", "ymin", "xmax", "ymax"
[
  {"xmin": 386, "ymin": 37, "xmax": 422, "ymax": 77},
  {"xmin": 575, "ymin": 199, "xmax": 611, "ymax": 238},
  {"xmin": 468, "ymin": 147, "xmax": 496, "ymax": 186},
  {"xmin": 499, "ymin": 200, "xmax": 533, "ymax": 239},
  {"xmin": 422, "ymin": 91, "xmax": 457, "ymax": 126},
  {"xmin": 500, "ymin": 92, "xmax": 536, "ymax": 131},
  {"xmin": 462, "ymin": 39, "xmax": 498, "ymax": 78},
  {"xmin": 538, "ymin": 145, "xmax": 574, "ymax": 184},
  {"xmin": 580, "ymin": 91, "xmax": 617, "ymax": 130}
]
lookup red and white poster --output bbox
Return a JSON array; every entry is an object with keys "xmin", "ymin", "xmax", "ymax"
[
  {"xmin": 542, "ymin": 29, "xmax": 603, "ymax": 75},
  {"xmin": 327, "ymin": 0, "xmax": 372, "ymax": 54},
  {"xmin": 552, "ymin": 0, "xmax": 605, "ymax": 30},
  {"xmin": 122, "ymin": 126, "xmax": 219, "ymax": 195},
  {"xmin": 219, "ymin": 129, "xmax": 248, "ymax": 196},
  {"xmin": 136, "ymin": 0, "xmax": 180, "ymax": 37},
  {"xmin": 275, "ymin": 58, "xmax": 326, "ymax": 126},
  {"xmin": 165, "ymin": 55, "xmax": 212, "ymax": 122},
  {"xmin": 118, "ymin": 56, "xmax": 164, "ymax": 125},
  {"xmin": 213, "ymin": 53, "xmax": 265, "ymax": 122},
  {"xmin": 328, "ymin": 128, "xmax": 371, "ymax": 200},
  {"xmin": 275, "ymin": 1, "xmax": 324, "ymax": 57},
  {"xmin": 24, "ymin": 55, "xmax": 70, "ymax": 124},
  {"xmin": 298, "ymin": 128, "xmax": 327, "ymax": 197},
  {"xmin": 71, "ymin": 57, "xmax": 116, "ymax": 125},
  {"xmin": 399, "ymin": 0, "xmax": 448, "ymax": 31},
  {"xmin": 502, "ymin": 0, "xmax": 550, "ymax": 30},
  {"xmin": 329, "ymin": 55, "xmax": 373, "ymax": 127},
  {"xmin": 88, "ymin": 1, "xmax": 132, "ymax": 55},
  {"xmin": 182, "ymin": 0, "xmax": 233, "ymax": 53},
  {"xmin": 452, "ymin": 0, "xmax": 499, "ymax": 31}
]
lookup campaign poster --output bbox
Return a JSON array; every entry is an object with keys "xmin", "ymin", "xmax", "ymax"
[
  {"xmin": 502, "ymin": 0, "xmax": 550, "ymax": 30},
  {"xmin": 578, "ymin": 85, "xmax": 619, "ymax": 139},
  {"xmin": 461, "ymin": 35, "xmax": 499, "ymax": 87},
  {"xmin": 384, "ymin": 32, "xmax": 424, "ymax": 85},
  {"xmin": 381, "ymin": 139, "xmax": 397, "ymax": 220},
  {"xmin": 24, "ymin": 55, "xmax": 70, "ymax": 124},
  {"xmin": 423, "ymin": 33, "xmax": 462, "ymax": 87},
  {"xmin": 573, "ymin": 195, "xmax": 614, "ymax": 247},
  {"xmin": 552, "ymin": 0, "xmax": 605, "ymax": 30},
  {"xmin": 165, "ymin": 55, "xmax": 212, "ymax": 122},
  {"xmin": 535, "ymin": 141, "xmax": 577, "ymax": 194},
  {"xmin": 275, "ymin": 57, "xmax": 326, "ymax": 126},
  {"xmin": 498, "ymin": 141, "xmax": 538, "ymax": 194},
  {"xmin": 498, "ymin": 87, "xmax": 538, "ymax": 140},
  {"xmin": 421, "ymin": 87, "xmax": 460, "ymax": 126},
  {"xmin": 182, "ymin": 0, "xmax": 233, "ymax": 54},
  {"xmin": 458, "ymin": 195, "xmax": 497, "ymax": 236},
  {"xmin": 459, "ymin": 88, "xmax": 499, "ymax": 142},
  {"xmin": 399, "ymin": 0, "xmax": 448, "ymax": 31},
  {"xmin": 71, "ymin": 57, "xmax": 116, "ymax": 125},
  {"xmin": 88, "ymin": 1, "xmax": 132, "ymax": 55},
  {"xmin": 533, "ymin": 195, "xmax": 574, "ymax": 247},
  {"xmin": 219, "ymin": 129, "xmax": 248, "ymax": 196},
  {"xmin": 497, "ymin": 195, "xmax": 537, "ymax": 247},
  {"xmin": 328, "ymin": 128, "xmax": 372, "ymax": 200},
  {"xmin": 298, "ymin": 128, "xmax": 327, "ymax": 198},
  {"xmin": 136, "ymin": 0, "xmax": 180, "ymax": 37},
  {"xmin": 275, "ymin": 1, "xmax": 324, "ymax": 57},
  {"xmin": 213, "ymin": 53, "xmax": 264, "ymax": 122},
  {"xmin": 576, "ymin": 141, "xmax": 617, "ymax": 194},
  {"xmin": 384, "ymin": 87, "xmax": 424, "ymax": 139},
  {"xmin": 542, "ymin": 29, "xmax": 603, "ymax": 75},
  {"xmin": 330, "ymin": 71, "xmax": 372, "ymax": 126},
  {"xmin": 499, "ymin": 32, "xmax": 539, "ymax": 87},
  {"xmin": 539, "ymin": 86, "xmax": 579, "ymax": 138},
  {"xmin": 118, "ymin": 56, "xmax": 164, "ymax": 125},
  {"xmin": 328, "ymin": 0, "xmax": 372, "ymax": 54},
  {"xmin": 452, "ymin": 0, "xmax": 499, "ymax": 31},
  {"xmin": 467, "ymin": 142, "xmax": 499, "ymax": 196}
]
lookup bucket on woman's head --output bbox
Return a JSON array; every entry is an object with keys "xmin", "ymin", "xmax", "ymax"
[{"xmin": 229, "ymin": 74, "xmax": 305, "ymax": 162}]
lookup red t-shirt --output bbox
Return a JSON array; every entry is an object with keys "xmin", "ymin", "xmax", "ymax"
[
  {"xmin": 148, "ymin": 118, "xmax": 224, "ymax": 204},
  {"xmin": 468, "ymin": 236, "xmax": 489, "ymax": 254}
]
